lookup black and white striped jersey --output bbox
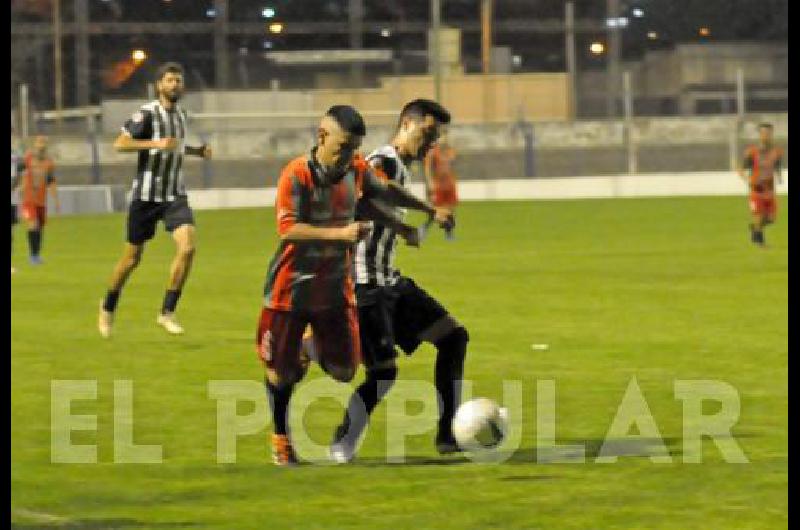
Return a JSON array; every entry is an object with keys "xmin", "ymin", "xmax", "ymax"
[
  {"xmin": 121, "ymin": 100, "xmax": 190, "ymax": 203},
  {"xmin": 354, "ymin": 145, "xmax": 411, "ymax": 286}
]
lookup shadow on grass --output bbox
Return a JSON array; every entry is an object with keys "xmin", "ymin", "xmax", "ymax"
[
  {"xmin": 351, "ymin": 436, "xmax": 692, "ymax": 467},
  {"xmin": 512, "ymin": 436, "xmax": 684, "ymax": 464}
]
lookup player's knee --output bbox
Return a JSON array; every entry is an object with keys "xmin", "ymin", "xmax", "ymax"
[
  {"xmin": 265, "ymin": 366, "xmax": 304, "ymax": 389},
  {"xmin": 368, "ymin": 359, "xmax": 398, "ymax": 377},
  {"xmin": 124, "ymin": 254, "xmax": 141, "ymax": 270},
  {"xmin": 325, "ymin": 362, "xmax": 357, "ymax": 383},
  {"xmin": 439, "ymin": 326, "xmax": 469, "ymax": 350},
  {"xmin": 177, "ymin": 243, "xmax": 195, "ymax": 260},
  {"xmin": 435, "ymin": 326, "xmax": 469, "ymax": 365}
]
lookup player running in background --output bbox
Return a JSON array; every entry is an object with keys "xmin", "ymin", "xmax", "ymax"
[
  {"xmin": 97, "ymin": 62, "xmax": 212, "ymax": 337},
  {"xmin": 258, "ymin": 105, "xmax": 448, "ymax": 465},
  {"xmin": 424, "ymin": 126, "xmax": 459, "ymax": 240},
  {"xmin": 329, "ymin": 99, "xmax": 467, "ymax": 463},
  {"xmin": 739, "ymin": 122, "xmax": 783, "ymax": 247},
  {"xmin": 11, "ymin": 143, "xmax": 24, "ymax": 274},
  {"xmin": 20, "ymin": 135, "xmax": 59, "ymax": 265}
]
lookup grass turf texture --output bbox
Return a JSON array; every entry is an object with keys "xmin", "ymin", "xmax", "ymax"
[{"xmin": 11, "ymin": 197, "xmax": 787, "ymax": 529}]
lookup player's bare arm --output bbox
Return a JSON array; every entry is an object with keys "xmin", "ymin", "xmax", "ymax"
[
  {"xmin": 48, "ymin": 180, "xmax": 59, "ymax": 213},
  {"xmin": 113, "ymin": 133, "xmax": 178, "ymax": 153},
  {"xmin": 363, "ymin": 169, "xmax": 454, "ymax": 230},
  {"xmin": 357, "ymin": 197, "xmax": 421, "ymax": 247},
  {"xmin": 738, "ymin": 152, "xmax": 752, "ymax": 181},
  {"xmin": 184, "ymin": 144, "xmax": 212, "ymax": 159}
]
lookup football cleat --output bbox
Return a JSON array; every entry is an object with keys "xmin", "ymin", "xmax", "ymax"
[
  {"xmin": 156, "ymin": 312, "xmax": 185, "ymax": 335},
  {"xmin": 329, "ymin": 424, "xmax": 358, "ymax": 464},
  {"xmin": 98, "ymin": 302, "xmax": 114, "ymax": 338},
  {"xmin": 435, "ymin": 430, "xmax": 463, "ymax": 455},
  {"xmin": 272, "ymin": 434, "xmax": 299, "ymax": 466}
]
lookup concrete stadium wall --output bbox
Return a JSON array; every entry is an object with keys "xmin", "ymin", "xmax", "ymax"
[
  {"xmin": 50, "ymin": 145, "xmax": 742, "ymax": 188},
  {"xmin": 184, "ymin": 172, "xmax": 789, "ymax": 211},
  {"xmin": 48, "ymin": 171, "xmax": 788, "ymax": 216},
  {"xmin": 21, "ymin": 113, "xmax": 787, "ymax": 187}
]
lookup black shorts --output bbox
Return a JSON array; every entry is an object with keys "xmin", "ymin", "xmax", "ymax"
[
  {"xmin": 127, "ymin": 197, "xmax": 194, "ymax": 245},
  {"xmin": 356, "ymin": 276, "xmax": 449, "ymax": 369},
  {"xmin": 11, "ymin": 204, "xmax": 17, "ymax": 225}
]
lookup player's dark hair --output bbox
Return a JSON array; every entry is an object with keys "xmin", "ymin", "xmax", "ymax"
[
  {"xmin": 397, "ymin": 99, "xmax": 451, "ymax": 129},
  {"xmin": 758, "ymin": 122, "xmax": 774, "ymax": 130},
  {"xmin": 156, "ymin": 62, "xmax": 185, "ymax": 81},
  {"xmin": 325, "ymin": 105, "xmax": 366, "ymax": 136}
]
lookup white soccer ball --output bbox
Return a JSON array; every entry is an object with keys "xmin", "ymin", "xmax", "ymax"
[{"xmin": 452, "ymin": 398, "xmax": 508, "ymax": 451}]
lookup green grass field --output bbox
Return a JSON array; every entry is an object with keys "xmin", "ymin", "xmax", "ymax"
[{"xmin": 11, "ymin": 196, "xmax": 787, "ymax": 529}]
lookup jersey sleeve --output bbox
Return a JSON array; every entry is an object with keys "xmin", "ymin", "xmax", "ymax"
[
  {"xmin": 360, "ymin": 165, "xmax": 391, "ymax": 200},
  {"xmin": 275, "ymin": 163, "xmax": 305, "ymax": 236},
  {"xmin": 121, "ymin": 108, "xmax": 154, "ymax": 140}
]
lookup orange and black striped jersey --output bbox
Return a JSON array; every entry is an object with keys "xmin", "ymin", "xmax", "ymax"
[
  {"xmin": 263, "ymin": 151, "xmax": 374, "ymax": 312},
  {"xmin": 743, "ymin": 144, "xmax": 783, "ymax": 194}
]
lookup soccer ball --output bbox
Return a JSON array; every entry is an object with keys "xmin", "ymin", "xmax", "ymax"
[{"xmin": 451, "ymin": 398, "xmax": 508, "ymax": 451}]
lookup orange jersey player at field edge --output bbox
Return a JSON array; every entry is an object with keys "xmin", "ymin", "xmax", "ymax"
[
  {"xmin": 738, "ymin": 122, "xmax": 784, "ymax": 248},
  {"xmin": 20, "ymin": 135, "xmax": 59, "ymax": 265}
]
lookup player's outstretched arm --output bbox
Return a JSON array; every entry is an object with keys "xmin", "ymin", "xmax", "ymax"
[
  {"xmin": 357, "ymin": 197, "xmax": 420, "ymax": 247},
  {"xmin": 184, "ymin": 144, "xmax": 212, "ymax": 159},
  {"xmin": 47, "ymin": 173, "xmax": 59, "ymax": 213},
  {"xmin": 113, "ymin": 133, "xmax": 177, "ymax": 153},
  {"xmin": 363, "ymin": 171, "xmax": 454, "ymax": 230},
  {"xmin": 281, "ymin": 222, "xmax": 370, "ymax": 244}
]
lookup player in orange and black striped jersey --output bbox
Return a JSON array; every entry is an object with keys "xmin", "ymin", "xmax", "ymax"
[
  {"xmin": 19, "ymin": 135, "xmax": 58, "ymax": 265},
  {"xmin": 257, "ymin": 105, "xmax": 448, "ymax": 465},
  {"xmin": 739, "ymin": 122, "xmax": 784, "ymax": 247}
]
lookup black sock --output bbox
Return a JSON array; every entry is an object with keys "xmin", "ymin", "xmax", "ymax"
[
  {"xmin": 103, "ymin": 290, "xmax": 121, "ymax": 313},
  {"xmin": 27, "ymin": 229, "xmax": 41, "ymax": 257},
  {"xmin": 161, "ymin": 289, "xmax": 182, "ymax": 314},
  {"xmin": 266, "ymin": 379, "xmax": 294, "ymax": 436},
  {"xmin": 337, "ymin": 366, "xmax": 397, "ymax": 443},
  {"xmin": 434, "ymin": 327, "xmax": 469, "ymax": 438}
]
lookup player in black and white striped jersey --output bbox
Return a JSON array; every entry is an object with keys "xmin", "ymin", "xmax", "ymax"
[
  {"xmin": 330, "ymin": 99, "xmax": 469, "ymax": 462},
  {"xmin": 98, "ymin": 62, "xmax": 212, "ymax": 338}
]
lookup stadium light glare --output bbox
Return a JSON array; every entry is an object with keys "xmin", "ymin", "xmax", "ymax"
[
  {"xmin": 647, "ymin": 31, "xmax": 658, "ymax": 40},
  {"xmin": 131, "ymin": 49, "xmax": 147, "ymax": 63},
  {"xmin": 699, "ymin": 27, "xmax": 711, "ymax": 37},
  {"xmin": 269, "ymin": 22, "xmax": 284, "ymax": 34},
  {"xmin": 632, "ymin": 8, "xmax": 644, "ymax": 17},
  {"xmin": 605, "ymin": 17, "xmax": 629, "ymax": 29},
  {"xmin": 205, "ymin": 8, "xmax": 216, "ymax": 18},
  {"xmin": 590, "ymin": 42, "xmax": 605, "ymax": 55},
  {"xmin": 262, "ymin": 7, "xmax": 276, "ymax": 18},
  {"xmin": 380, "ymin": 28, "xmax": 391, "ymax": 38}
]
